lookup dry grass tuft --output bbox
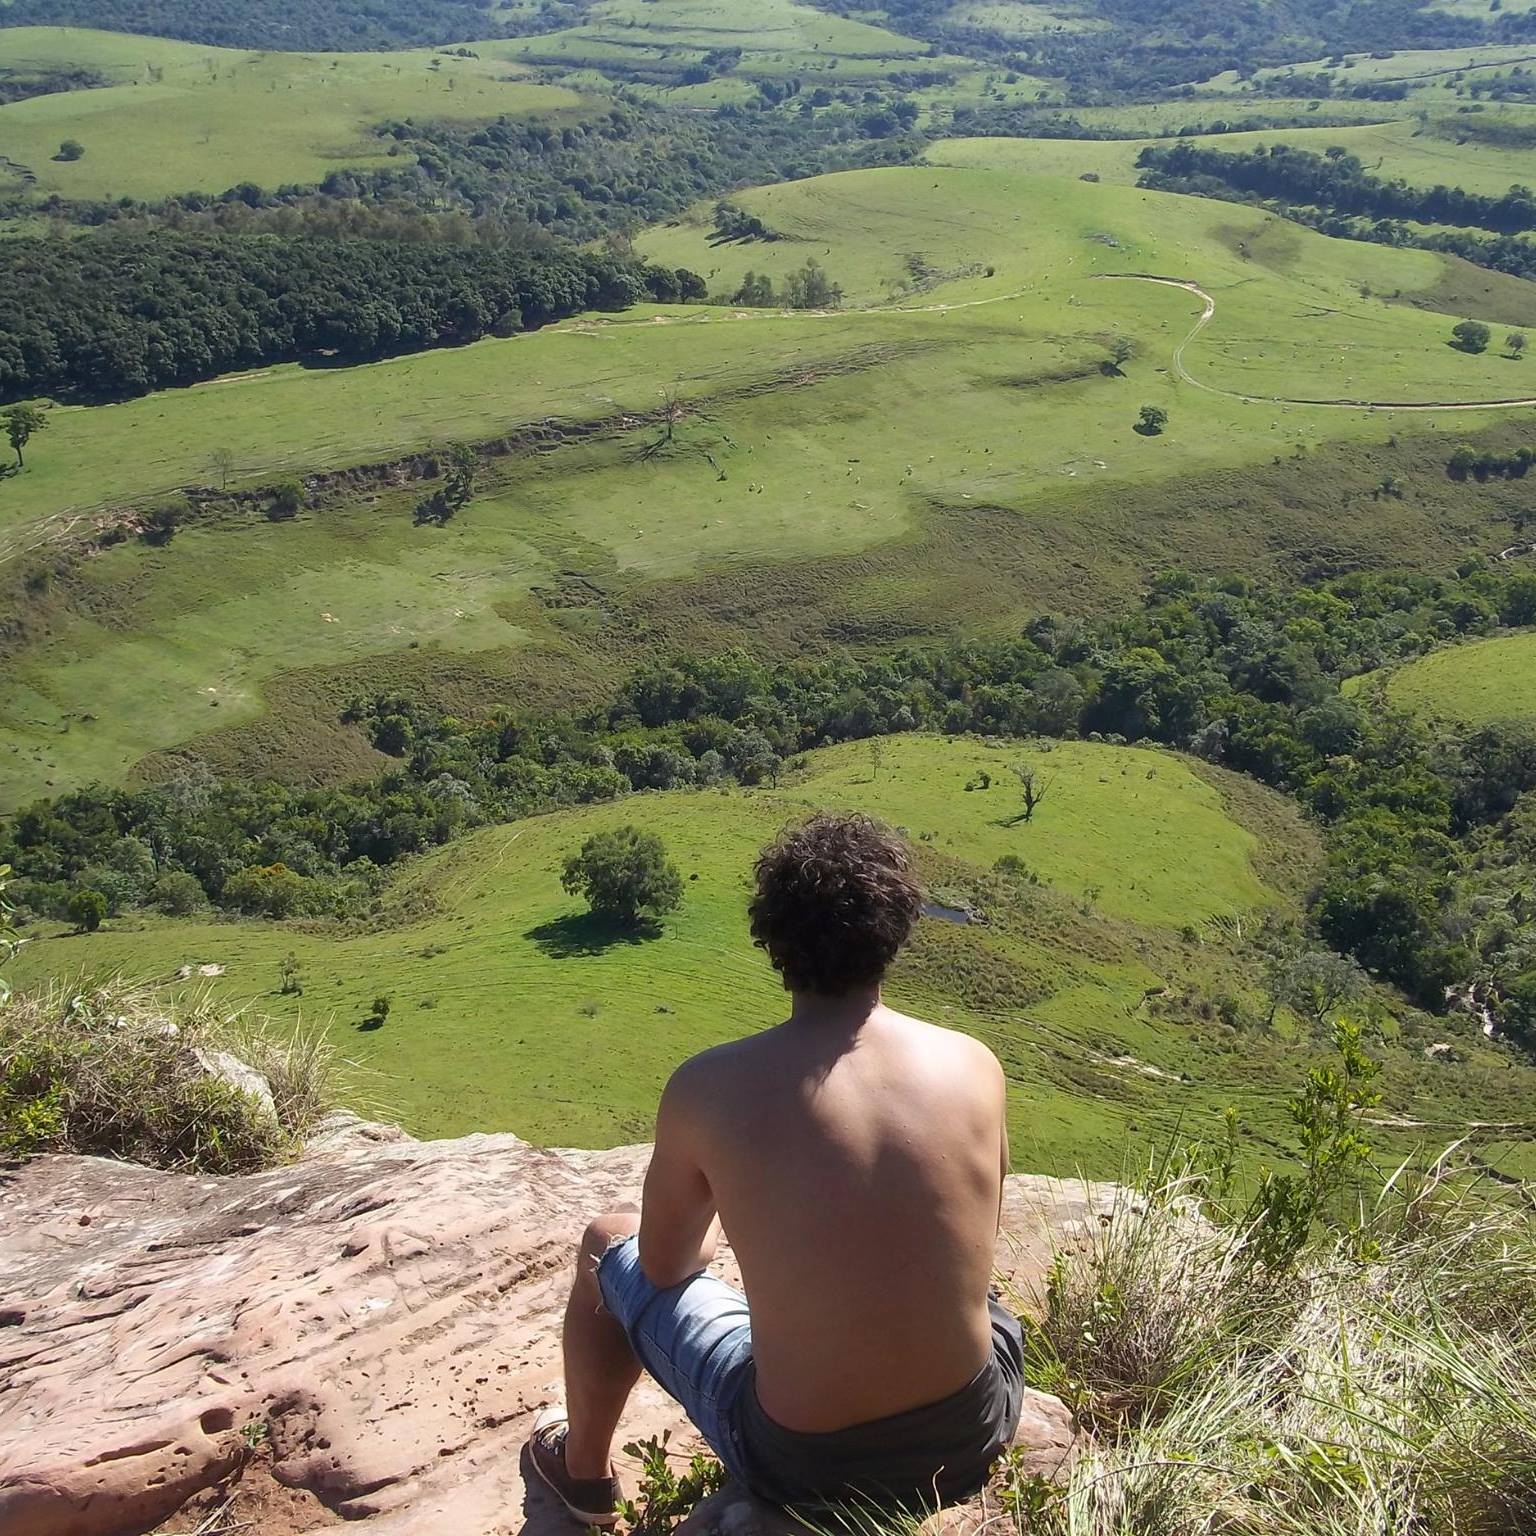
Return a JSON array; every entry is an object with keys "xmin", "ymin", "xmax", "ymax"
[{"xmin": 0, "ymin": 976, "xmax": 346, "ymax": 1172}]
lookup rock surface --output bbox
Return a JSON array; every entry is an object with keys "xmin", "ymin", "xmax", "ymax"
[{"xmin": 0, "ymin": 1117, "xmax": 1115, "ymax": 1536}]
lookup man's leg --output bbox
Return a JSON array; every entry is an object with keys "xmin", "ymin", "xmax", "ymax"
[{"xmin": 562, "ymin": 1208, "xmax": 642, "ymax": 1480}]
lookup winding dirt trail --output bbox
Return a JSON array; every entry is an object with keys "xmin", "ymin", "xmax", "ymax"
[{"xmin": 1094, "ymin": 272, "xmax": 1536, "ymax": 413}]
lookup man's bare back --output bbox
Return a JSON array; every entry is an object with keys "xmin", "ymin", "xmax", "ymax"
[
  {"xmin": 647, "ymin": 1001, "xmax": 1008, "ymax": 1432},
  {"xmin": 535, "ymin": 814, "xmax": 1024, "ymax": 1523}
]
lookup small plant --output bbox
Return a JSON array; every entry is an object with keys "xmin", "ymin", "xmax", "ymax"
[
  {"xmin": 278, "ymin": 953, "xmax": 303, "ymax": 996},
  {"xmin": 67, "ymin": 888, "xmax": 107, "ymax": 933},
  {"xmin": 368, "ymin": 994, "xmax": 392, "ymax": 1025},
  {"xmin": 613, "ymin": 1433, "xmax": 726, "ymax": 1536},
  {"xmin": 239, "ymin": 1418, "xmax": 270, "ymax": 1453},
  {"xmin": 1452, "ymin": 318, "xmax": 1491, "ymax": 353},
  {"xmin": 1243, "ymin": 1017, "xmax": 1380, "ymax": 1266}
]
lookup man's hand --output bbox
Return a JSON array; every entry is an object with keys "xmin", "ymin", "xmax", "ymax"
[{"xmin": 638, "ymin": 1066, "xmax": 721, "ymax": 1289}]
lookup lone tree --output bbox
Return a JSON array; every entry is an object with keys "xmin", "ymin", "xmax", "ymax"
[
  {"xmin": 55, "ymin": 139, "xmax": 84, "ymax": 162},
  {"xmin": 414, "ymin": 442, "xmax": 478, "ymax": 526},
  {"xmin": 3, "ymin": 402, "xmax": 46, "ymax": 468},
  {"xmin": 1010, "ymin": 762, "xmax": 1053, "ymax": 823},
  {"xmin": 562, "ymin": 826, "xmax": 683, "ymax": 925},
  {"xmin": 67, "ymin": 887, "xmax": 107, "ymax": 933},
  {"xmin": 1509, "ymin": 330, "xmax": 1528, "ymax": 360},
  {"xmin": 1452, "ymin": 319, "xmax": 1491, "ymax": 354},
  {"xmin": 1136, "ymin": 404, "xmax": 1169, "ymax": 435}
]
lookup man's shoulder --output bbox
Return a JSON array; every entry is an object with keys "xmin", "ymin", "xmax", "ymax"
[
  {"xmin": 885, "ymin": 1007, "xmax": 1004, "ymax": 1073},
  {"xmin": 665, "ymin": 1032, "xmax": 770, "ymax": 1099}
]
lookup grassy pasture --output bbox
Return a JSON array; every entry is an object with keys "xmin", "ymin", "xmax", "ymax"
[
  {"xmin": 928, "ymin": 116, "xmax": 1536, "ymax": 197},
  {"xmin": 15, "ymin": 732, "xmax": 1528, "ymax": 1173},
  {"xmin": 0, "ymin": 27, "xmax": 584, "ymax": 201},
  {"xmin": 4, "ymin": 163, "xmax": 1535, "ymax": 804},
  {"xmin": 6, "ymin": 734, "xmax": 1318, "ymax": 1169},
  {"xmin": 941, "ymin": 0, "xmax": 1105, "ymax": 37},
  {"xmin": 1199, "ymin": 44, "xmax": 1536, "ymax": 97},
  {"xmin": 1385, "ymin": 630, "xmax": 1536, "ymax": 724},
  {"xmin": 487, "ymin": 0, "xmax": 947, "ymax": 82}
]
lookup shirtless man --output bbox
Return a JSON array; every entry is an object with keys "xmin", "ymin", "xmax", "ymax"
[{"xmin": 529, "ymin": 813, "xmax": 1021, "ymax": 1520}]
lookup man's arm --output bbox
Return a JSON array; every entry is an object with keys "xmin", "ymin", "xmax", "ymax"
[{"xmin": 638, "ymin": 1066, "xmax": 721, "ymax": 1289}]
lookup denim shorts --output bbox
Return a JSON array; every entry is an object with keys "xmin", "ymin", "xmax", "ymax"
[
  {"xmin": 595, "ymin": 1234, "xmax": 1026, "ymax": 1509},
  {"xmin": 596, "ymin": 1234, "xmax": 753, "ymax": 1481}
]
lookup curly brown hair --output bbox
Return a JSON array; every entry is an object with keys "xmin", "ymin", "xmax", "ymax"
[{"xmin": 748, "ymin": 813, "xmax": 922, "ymax": 996}]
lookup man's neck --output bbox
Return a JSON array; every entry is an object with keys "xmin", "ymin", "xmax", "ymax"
[{"xmin": 784, "ymin": 985, "xmax": 883, "ymax": 1034}]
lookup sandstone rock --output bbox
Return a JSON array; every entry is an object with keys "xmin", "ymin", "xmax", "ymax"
[
  {"xmin": 193, "ymin": 1048, "xmax": 279, "ymax": 1122},
  {"xmin": 0, "ymin": 1130, "xmax": 1114, "ymax": 1536}
]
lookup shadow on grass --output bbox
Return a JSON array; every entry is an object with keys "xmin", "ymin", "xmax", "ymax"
[{"xmin": 526, "ymin": 910, "xmax": 663, "ymax": 959}]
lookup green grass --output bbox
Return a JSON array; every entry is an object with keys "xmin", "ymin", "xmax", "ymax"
[
  {"xmin": 7, "ymin": 734, "xmax": 1317, "ymax": 1167},
  {"xmin": 941, "ymin": 0, "xmax": 1104, "ymax": 37},
  {"xmin": 488, "ymin": 0, "xmax": 949, "ymax": 83},
  {"xmin": 928, "ymin": 115, "xmax": 1536, "ymax": 198},
  {"xmin": 5, "ymin": 161, "xmax": 1535, "ymax": 805},
  {"xmin": 14, "ymin": 732, "xmax": 1530, "ymax": 1174},
  {"xmin": 1385, "ymin": 630, "xmax": 1536, "ymax": 724},
  {"xmin": 0, "ymin": 27, "xmax": 585, "ymax": 201},
  {"xmin": 1198, "ymin": 44, "xmax": 1536, "ymax": 96}
]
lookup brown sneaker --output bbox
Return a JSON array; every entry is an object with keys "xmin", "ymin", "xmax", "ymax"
[{"xmin": 528, "ymin": 1407, "xmax": 622, "ymax": 1528}]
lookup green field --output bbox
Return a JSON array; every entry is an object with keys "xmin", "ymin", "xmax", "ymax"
[
  {"xmin": 1385, "ymin": 631, "xmax": 1536, "ymax": 724},
  {"xmin": 1199, "ymin": 44, "xmax": 1536, "ymax": 96},
  {"xmin": 928, "ymin": 116, "xmax": 1536, "ymax": 199},
  {"xmin": 0, "ymin": 27, "xmax": 584, "ymax": 201},
  {"xmin": 484, "ymin": 0, "xmax": 957, "ymax": 87},
  {"xmin": 16, "ymin": 730, "xmax": 1528, "ymax": 1174},
  {"xmin": 6, "ymin": 160, "xmax": 1535, "ymax": 806},
  {"xmin": 7, "ymin": 734, "xmax": 1323, "ymax": 1168}
]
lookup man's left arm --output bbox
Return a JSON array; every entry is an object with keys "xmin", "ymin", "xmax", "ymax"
[{"xmin": 638, "ymin": 1066, "xmax": 721, "ymax": 1289}]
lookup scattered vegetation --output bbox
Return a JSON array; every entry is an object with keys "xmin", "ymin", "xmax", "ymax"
[
  {"xmin": 1009, "ymin": 1034, "xmax": 1536, "ymax": 1534},
  {"xmin": 0, "ymin": 979, "xmax": 341, "ymax": 1170}
]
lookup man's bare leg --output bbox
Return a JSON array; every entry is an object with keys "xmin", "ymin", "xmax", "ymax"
[{"xmin": 562, "ymin": 1208, "xmax": 643, "ymax": 1480}]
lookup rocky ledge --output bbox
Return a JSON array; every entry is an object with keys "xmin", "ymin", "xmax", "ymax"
[{"xmin": 0, "ymin": 1117, "xmax": 1118, "ymax": 1536}]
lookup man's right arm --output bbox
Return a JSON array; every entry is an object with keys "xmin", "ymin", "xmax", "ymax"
[{"xmin": 638, "ymin": 1064, "xmax": 722, "ymax": 1289}]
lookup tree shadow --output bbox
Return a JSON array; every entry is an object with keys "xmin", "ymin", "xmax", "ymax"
[
  {"xmin": 525, "ymin": 910, "xmax": 663, "ymax": 959},
  {"xmin": 355, "ymin": 1017, "xmax": 385, "ymax": 1032}
]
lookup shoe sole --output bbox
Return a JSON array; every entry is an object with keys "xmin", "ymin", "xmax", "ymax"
[{"xmin": 528, "ymin": 1439, "xmax": 620, "ymax": 1528}]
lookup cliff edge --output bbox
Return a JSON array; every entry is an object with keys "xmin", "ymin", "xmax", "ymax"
[{"xmin": 0, "ymin": 1116, "xmax": 1117, "ymax": 1536}]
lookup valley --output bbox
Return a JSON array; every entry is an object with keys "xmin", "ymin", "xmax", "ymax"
[{"xmin": 4, "ymin": 0, "xmax": 1536, "ymax": 1186}]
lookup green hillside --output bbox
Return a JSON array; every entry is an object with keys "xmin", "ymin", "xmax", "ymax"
[
  {"xmin": 6, "ymin": 733, "xmax": 1321, "ymax": 1168},
  {"xmin": 1385, "ymin": 631, "xmax": 1536, "ymax": 724},
  {"xmin": 5, "ymin": 160, "xmax": 1535, "ymax": 807},
  {"xmin": 0, "ymin": 28, "xmax": 584, "ymax": 200}
]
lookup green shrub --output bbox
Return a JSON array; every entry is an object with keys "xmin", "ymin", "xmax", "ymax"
[
  {"xmin": 561, "ymin": 826, "xmax": 683, "ymax": 924},
  {"xmin": 67, "ymin": 888, "xmax": 107, "ymax": 932},
  {"xmin": 151, "ymin": 870, "xmax": 207, "ymax": 916},
  {"xmin": 0, "ymin": 980, "xmax": 342, "ymax": 1172}
]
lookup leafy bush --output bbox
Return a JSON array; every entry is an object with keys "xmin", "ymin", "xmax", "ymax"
[
  {"xmin": 561, "ymin": 827, "xmax": 683, "ymax": 925},
  {"xmin": 0, "ymin": 980, "xmax": 342, "ymax": 1171},
  {"xmin": 66, "ymin": 888, "xmax": 107, "ymax": 932},
  {"xmin": 151, "ymin": 870, "xmax": 206, "ymax": 916}
]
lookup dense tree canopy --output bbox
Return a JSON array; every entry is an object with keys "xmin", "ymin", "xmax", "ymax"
[
  {"xmin": 0, "ymin": 230, "xmax": 701, "ymax": 401},
  {"xmin": 0, "ymin": 0, "xmax": 550, "ymax": 51}
]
